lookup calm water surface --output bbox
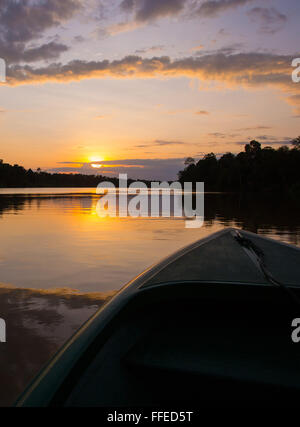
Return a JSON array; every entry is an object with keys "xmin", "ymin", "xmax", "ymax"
[
  {"xmin": 1, "ymin": 189, "xmax": 300, "ymax": 292},
  {"xmin": 1, "ymin": 188, "xmax": 300, "ymax": 405}
]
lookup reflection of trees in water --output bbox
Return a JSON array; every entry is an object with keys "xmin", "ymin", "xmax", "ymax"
[
  {"xmin": 0, "ymin": 195, "xmax": 95, "ymax": 217},
  {"xmin": 1, "ymin": 194, "xmax": 300, "ymax": 243},
  {"xmin": 203, "ymin": 193, "xmax": 300, "ymax": 244},
  {"xmin": 182, "ymin": 193, "xmax": 300, "ymax": 244},
  {"xmin": 0, "ymin": 286, "xmax": 113, "ymax": 407},
  {"xmin": 0, "ymin": 196, "xmax": 27, "ymax": 217}
]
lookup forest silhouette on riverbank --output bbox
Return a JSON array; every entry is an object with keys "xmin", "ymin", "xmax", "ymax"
[
  {"xmin": 0, "ymin": 160, "xmax": 140, "ymax": 188},
  {"xmin": 179, "ymin": 138, "xmax": 300, "ymax": 199}
]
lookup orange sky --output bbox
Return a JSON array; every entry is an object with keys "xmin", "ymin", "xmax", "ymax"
[{"xmin": 0, "ymin": 0, "xmax": 299, "ymax": 179}]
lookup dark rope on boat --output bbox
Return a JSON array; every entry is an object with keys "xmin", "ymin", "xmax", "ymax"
[{"xmin": 234, "ymin": 230, "xmax": 300, "ymax": 307}]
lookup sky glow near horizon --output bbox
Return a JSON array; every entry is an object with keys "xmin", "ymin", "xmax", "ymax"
[{"xmin": 0, "ymin": 0, "xmax": 299, "ymax": 180}]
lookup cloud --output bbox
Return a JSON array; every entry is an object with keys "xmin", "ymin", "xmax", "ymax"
[
  {"xmin": 107, "ymin": 20, "xmax": 143, "ymax": 35},
  {"xmin": 253, "ymin": 135, "xmax": 278, "ymax": 141},
  {"xmin": 0, "ymin": 0, "xmax": 81, "ymax": 43},
  {"xmin": 161, "ymin": 108, "xmax": 209, "ymax": 116},
  {"xmin": 5, "ymin": 51, "xmax": 300, "ymax": 115},
  {"xmin": 194, "ymin": 42, "xmax": 245, "ymax": 56},
  {"xmin": 195, "ymin": 0, "xmax": 254, "ymax": 18},
  {"xmin": 119, "ymin": 0, "xmax": 252, "ymax": 24},
  {"xmin": 262, "ymin": 141, "xmax": 292, "ymax": 146},
  {"xmin": 21, "ymin": 42, "xmax": 69, "ymax": 63},
  {"xmin": 109, "ymin": 0, "xmax": 186, "ymax": 34},
  {"xmin": 190, "ymin": 44, "xmax": 204, "ymax": 52},
  {"xmin": 135, "ymin": 45, "xmax": 165, "ymax": 54},
  {"xmin": 117, "ymin": 0, "xmax": 256, "ymax": 27},
  {"xmin": 236, "ymin": 125, "xmax": 272, "ymax": 131},
  {"xmin": 0, "ymin": 39, "xmax": 70, "ymax": 64},
  {"xmin": 112, "ymin": 0, "xmax": 253, "ymax": 35},
  {"xmin": 195, "ymin": 110, "xmax": 210, "ymax": 115},
  {"xmin": 120, "ymin": 0, "xmax": 185, "ymax": 22},
  {"xmin": 236, "ymin": 136, "xmax": 293, "ymax": 146},
  {"xmin": 153, "ymin": 139, "xmax": 187, "ymax": 146},
  {"xmin": 73, "ymin": 35, "xmax": 86, "ymax": 43},
  {"xmin": 208, "ymin": 132, "xmax": 239, "ymax": 139},
  {"xmin": 50, "ymin": 158, "xmax": 187, "ymax": 180},
  {"xmin": 247, "ymin": 7, "xmax": 287, "ymax": 34},
  {"xmin": 0, "ymin": 0, "xmax": 81, "ymax": 63},
  {"xmin": 5, "ymin": 52, "xmax": 293, "ymax": 86},
  {"xmin": 136, "ymin": 139, "xmax": 188, "ymax": 148}
]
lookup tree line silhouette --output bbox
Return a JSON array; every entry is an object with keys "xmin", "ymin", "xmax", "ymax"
[
  {"xmin": 178, "ymin": 138, "xmax": 300, "ymax": 199},
  {"xmin": 0, "ymin": 160, "xmax": 141, "ymax": 188}
]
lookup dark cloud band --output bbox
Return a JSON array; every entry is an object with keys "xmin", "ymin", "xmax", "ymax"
[{"xmin": 0, "ymin": 0, "xmax": 81, "ymax": 63}]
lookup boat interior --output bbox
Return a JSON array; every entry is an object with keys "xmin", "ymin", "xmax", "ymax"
[{"xmin": 51, "ymin": 281, "xmax": 300, "ymax": 408}]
